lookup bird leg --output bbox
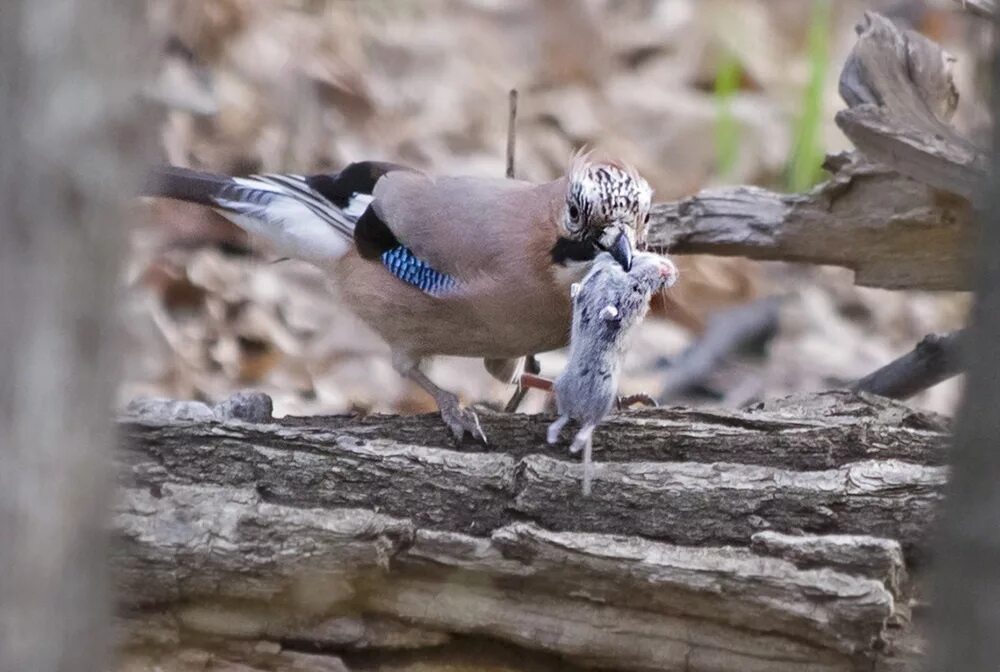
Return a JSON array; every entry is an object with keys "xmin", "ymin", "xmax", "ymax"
[
  {"xmin": 394, "ymin": 354, "xmax": 487, "ymax": 443},
  {"xmin": 503, "ymin": 355, "xmax": 541, "ymax": 413},
  {"xmin": 518, "ymin": 372, "xmax": 554, "ymax": 392}
]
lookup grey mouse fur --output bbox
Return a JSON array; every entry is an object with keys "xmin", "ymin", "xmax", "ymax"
[{"xmin": 548, "ymin": 251, "xmax": 678, "ymax": 495}]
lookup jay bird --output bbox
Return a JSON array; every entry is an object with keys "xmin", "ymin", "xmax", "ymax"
[{"xmin": 143, "ymin": 153, "xmax": 652, "ymax": 442}]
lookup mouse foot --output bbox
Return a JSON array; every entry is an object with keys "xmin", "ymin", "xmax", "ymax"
[{"xmin": 547, "ymin": 415, "xmax": 569, "ymax": 444}]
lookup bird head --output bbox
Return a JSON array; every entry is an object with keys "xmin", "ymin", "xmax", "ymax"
[{"xmin": 556, "ymin": 152, "xmax": 652, "ymax": 272}]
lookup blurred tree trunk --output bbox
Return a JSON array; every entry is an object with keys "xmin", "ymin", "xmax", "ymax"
[
  {"xmin": 0, "ymin": 2, "xmax": 147, "ymax": 671},
  {"xmin": 929, "ymin": 16, "xmax": 1000, "ymax": 672}
]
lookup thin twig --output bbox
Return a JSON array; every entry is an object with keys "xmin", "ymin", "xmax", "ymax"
[
  {"xmin": 506, "ymin": 88, "xmax": 518, "ymax": 179},
  {"xmin": 501, "ymin": 87, "xmax": 538, "ymax": 414}
]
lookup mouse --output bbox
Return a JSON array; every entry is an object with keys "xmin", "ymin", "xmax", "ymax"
[{"xmin": 547, "ymin": 250, "xmax": 678, "ymax": 495}]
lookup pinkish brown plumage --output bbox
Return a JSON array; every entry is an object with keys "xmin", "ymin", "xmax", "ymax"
[{"xmin": 144, "ymin": 154, "xmax": 654, "ymax": 441}]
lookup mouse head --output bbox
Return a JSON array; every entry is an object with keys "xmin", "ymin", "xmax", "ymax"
[
  {"xmin": 572, "ymin": 251, "xmax": 677, "ymax": 297},
  {"xmin": 571, "ymin": 251, "xmax": 678, "ymax": 332},
  {"xmin": 628, "ymin": 251, "xmax": 678, "ymax": 293}
]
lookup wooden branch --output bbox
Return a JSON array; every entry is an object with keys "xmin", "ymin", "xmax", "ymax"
[
  {"xmin": 836, "ymin": 12, "xmax": 986, "ymax": 199},
  {"xmin": 658, "ymin": 295, "xmax": 782, "ymax": 402},
  {"xmin": 648, "ymin": 152, "xmax": 975, "ymax": 291},
  {"xmin": 115, "ymin": 391, "xmax": 950, "ymax": 671},
  {"xmin": 851, "ymin": 330, "xmax": 967, "ymax": 399},
  {"xmin": 648, "ymin": 14, "xmax": 982, "ymax": 291},
  {"xmin": 751, "ymin": 531, "xmax": 907, "ymax": 599},
  {"xmin": 506, "ymin": 88, "xmax": 518, "ymax": 179},
  {"xmin": 953, "ymin": 0, "xmax": 998, "ymax": 19},
  {"xmin": 501, "ymin": 87, "xmax": 540, "ymax": 415}
]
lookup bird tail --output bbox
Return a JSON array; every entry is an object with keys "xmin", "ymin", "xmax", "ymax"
[{"xmin": 142, "ymin": 165, "xmax": 367, "ymax": 265}]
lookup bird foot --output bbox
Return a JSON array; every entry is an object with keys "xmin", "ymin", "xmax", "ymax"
[
  {"xmin": 439, "ymin": 395, "xmax": 487, "ymax": 444},
  {"xmin": 617, "ymin": 393, "xmax": 658, "ymax": 410}
]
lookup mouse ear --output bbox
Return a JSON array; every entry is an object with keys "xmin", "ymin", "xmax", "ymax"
[
  {"xmin": 570, "ymin": 282, "xmax": 582, "ymax": 298},
  {"xmin": 599, "ymin": 304, "xmax": 619, "ymax": 320}
]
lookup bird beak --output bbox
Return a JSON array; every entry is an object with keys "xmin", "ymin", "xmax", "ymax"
[{"xmin": 608, "ymin": 229, "xmax": 633, "ymax": 271}]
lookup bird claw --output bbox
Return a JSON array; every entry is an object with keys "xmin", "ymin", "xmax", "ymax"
[
  {"xmin": 440, "ymin": 399, "xmax": 488, "ymax": 444},
  {"xmin": 617, "ymin": 393, "xmax": 658, "ymax": 410}
]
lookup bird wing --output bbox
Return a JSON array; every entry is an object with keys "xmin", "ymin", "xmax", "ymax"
[
  {"xmin": 144, "ymin": 162, "xmax": 412, "ymax": 265},
  {"xmin": 371, "ymin": 171, "xmax": 566, "ymax": 281},
  {"xmin": 146, "ymin": 163, "xmax": 567, "ymax": 298}
]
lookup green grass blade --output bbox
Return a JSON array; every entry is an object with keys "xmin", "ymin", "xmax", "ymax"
[
  {"xmin": 714, "ymin": 49, "xmax": 742, "ymax": 180},
  {"xmin": 787, "ymin": 0, "xmax": 831, "ymax": 192}
]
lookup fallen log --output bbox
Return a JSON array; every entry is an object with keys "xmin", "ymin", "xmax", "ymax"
[
  {"xmin": 837, "ymin": 13, "xmax": 983, "ymax": 200},
  {"xmin": 851, "ymin": 330, "xmax": 967, "ymax": 400},
  {"xmin": 115, "ymin": 391, "xmax": 948, "ymax": 672},
  {"xmin": 648, "ymin": 11, "xmax": 979, "ymax": 292},
  {"xmin": 648, "ymin": 153, "xmax": 975, "ymax": 291},
  {"xmin": 954, "ymin": 0, "xmax": 998, "ymax": 19}
]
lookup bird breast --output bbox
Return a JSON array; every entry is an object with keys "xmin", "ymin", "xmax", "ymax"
[{"xmin": 333, "ymin": 249, "xmax": 579, "ymax": 359}]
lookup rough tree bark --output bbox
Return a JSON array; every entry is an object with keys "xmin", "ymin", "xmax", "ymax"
[
  {"xmin": 114, "ymin": 391, "xmax": 946, "ymax": 672},
  {"xmin": 648, "ymin": 11, "xmax": 981, "ymax": 292},
  {"xmin": 647, "ymin": 152, "xmax": 975, "ymax": 291},
  {"xmin": 851, "ymin": 330, "xmax": 967, "ymax": 400},
  {"xmin": 108, "ymin": 8, "xmax": 982, "ymax": 672},
  {"xmin": 0, "ymin": 2, "xmax": 146, "ymax": 672},
  {"xmin": 837, "ymin": 12, "xmax": 982, "ymax": 200}
]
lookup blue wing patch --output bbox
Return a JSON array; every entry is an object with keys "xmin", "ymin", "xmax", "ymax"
[{"xmin": 381, "ymin": 246, "xmax": 458, "ymax": 297}]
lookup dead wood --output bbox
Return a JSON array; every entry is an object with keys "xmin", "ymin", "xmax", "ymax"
[
  {"xmin": 657, "ymin": 295, "xmax": 782, "ymax": 402},
  {"xmin": 751, "ymin": 531, "xmax": 907, "ymax": 598},
  {"xmin": 648, "ymin": 12, "xmax": 980, "ymax": 292},
  {"xmin": 115, "ymin": 390, "xmax": 949, "ymax": 671},
  {"xmin": 112, "ymin": 12, "xmax": 984, "ymax": 672},
  {"xmin": 506, "ymin": 88, "xmax": 518, "ymax": 179},
  {"xmin": 837, "ymin": 12, "xmax": 984, "ymax": 199},
  {"xmin": 953, "ymin": 0, "xmax": 998, "ymax": 19},
  {"xmin": 851, "ymin": 330, "xmax": 967, "ymax": 400},
  {"xmin": 648, "ymin": 152, "xmax": 975, "ymax": 291}
]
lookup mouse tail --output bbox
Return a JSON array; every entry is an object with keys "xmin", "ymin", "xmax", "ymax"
[{"xmin": 570, "ymin": 424, "xmax": 597, "ymax": 496}]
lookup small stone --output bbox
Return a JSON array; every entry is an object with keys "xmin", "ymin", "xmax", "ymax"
[
  {"xmin": 254, "ymin": 640, "xmax": 282, "ymax": 655},
  {"xmin": 214, "ymin": 391, "xmax": 274, "ymax": 423},
  {"xmin": 125, "ymin": 397, "xmax": 215, "ymax": 422}
]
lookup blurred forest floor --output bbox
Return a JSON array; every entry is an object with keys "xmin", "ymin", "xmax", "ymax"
[{"xmin": 126, "ymin": 0, "xmax": 980, "ymax": 418}]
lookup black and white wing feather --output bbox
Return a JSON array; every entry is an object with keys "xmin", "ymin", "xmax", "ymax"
[
  {"xmin": 144, "ymin": 164, "xmax": 383, "ymax": 264},
  {"xmin": 216, "ymin": 173, "xmax": 371, "ymax": 262},
  {"xmin": 144, "ymin": 162, "xmax": 460, "ymax": 296}
]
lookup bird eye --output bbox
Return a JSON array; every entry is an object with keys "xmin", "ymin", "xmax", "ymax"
[{"xmin": 569, "ymin": 205, "xmax": 579, "ymax": 221}]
